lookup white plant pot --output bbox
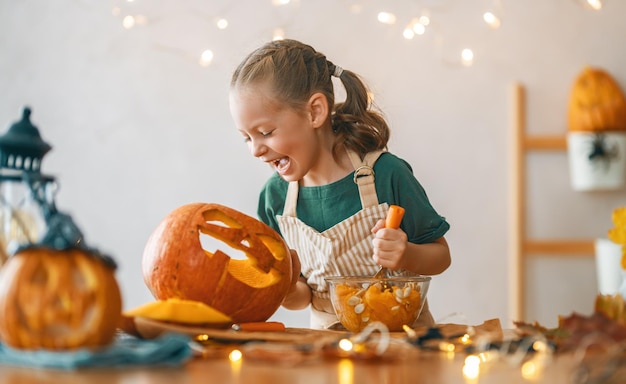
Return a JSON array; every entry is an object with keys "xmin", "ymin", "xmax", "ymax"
[
  {"xmin": 595, "ymin": 238, "xmax": 623, "ymax": 295},
  {"xmin": 567, "ymin": 131, "xmax": 626, "ymax": 191}
]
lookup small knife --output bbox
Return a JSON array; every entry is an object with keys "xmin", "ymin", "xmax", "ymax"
[{"xmin": 231, "ymin": 321, "xmax": 286, "ymax": 332}]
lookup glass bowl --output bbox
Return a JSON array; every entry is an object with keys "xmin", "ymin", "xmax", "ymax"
[{"xmin": 325, "ymin": 275, "xmax": 431, "ymax": 332}]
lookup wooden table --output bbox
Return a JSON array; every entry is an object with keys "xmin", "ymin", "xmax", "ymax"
[
  {"xmin": 0, "ymin": 340, "xmax": 623, "ymax": 383},
  {"xmin": 0, "ymin": 322, "xmax": 624, "ymax": 384}
]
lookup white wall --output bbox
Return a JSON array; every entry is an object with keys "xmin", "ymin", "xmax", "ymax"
[{"xmin": 1, "ymin": 0, "xmax": 625, "ymax": 329}]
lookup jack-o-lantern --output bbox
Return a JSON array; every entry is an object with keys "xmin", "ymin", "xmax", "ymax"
[
  {"xmin": 568, "ymin": 66, "xmax": 626, "ymax": 132},
  {"xmin": 0, "ymin": 247, "xmax": 122, "ymax": 349},
  {"xmin": 142, "ymin": 203, "xmax": 292, "ymax": 323}
]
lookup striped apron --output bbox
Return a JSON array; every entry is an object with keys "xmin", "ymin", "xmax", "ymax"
[{"xmin": 276, "ymin": 150, "xmax": 434, "ymax": 329}]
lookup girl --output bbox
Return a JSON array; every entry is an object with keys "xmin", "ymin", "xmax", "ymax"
[{"xmin": 229, "ymin": 39, "xmax": 450, "ymax": 329}]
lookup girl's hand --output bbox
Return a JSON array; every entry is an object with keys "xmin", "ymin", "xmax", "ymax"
[{"xmin": 371, "ymin": 219, "xmax": 408, "ymax": 270}]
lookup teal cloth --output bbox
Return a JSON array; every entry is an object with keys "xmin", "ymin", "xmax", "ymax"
[{"xmin": 0, "ymin": 333, "xmax": 192, "ymax": 370}]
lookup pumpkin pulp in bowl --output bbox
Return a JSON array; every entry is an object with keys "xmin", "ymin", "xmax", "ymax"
[{"xmin": 325, "ymin": 275, "xmax": 430, "ymax": 332}]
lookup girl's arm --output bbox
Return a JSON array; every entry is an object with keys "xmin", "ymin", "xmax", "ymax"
[
  {"xmin": 281, "ymin": 249, "xmax": 312, "ymax": 310},
  {"xmin": 401, "ymin": 236, "xmax": 451, "ymax": 275},
  {"xmin": 372, "ymin": 220, "xmax": 451, "ymax": 275}
]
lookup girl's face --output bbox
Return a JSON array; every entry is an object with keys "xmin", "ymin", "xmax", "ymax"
[{"xmin": 229, "ymin": 85, "xmax": 322, "ymax": 183}]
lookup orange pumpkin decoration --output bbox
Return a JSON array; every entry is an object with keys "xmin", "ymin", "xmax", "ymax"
[
  {"xmin": 568, "ymin": 66, "xmax": 626, "ymax": 132},
  {"xmin": 142, "ymin": 203, "xmax": 292, "ymax": 323},
  {"xmin": 0, "ymin": 247, "xmax": 122, "ymax": 349}
]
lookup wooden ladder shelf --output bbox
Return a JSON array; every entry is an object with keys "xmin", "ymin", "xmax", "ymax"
[{"xmin": 510, "ymin": 82, "xmax": 594, "ymax": 322}]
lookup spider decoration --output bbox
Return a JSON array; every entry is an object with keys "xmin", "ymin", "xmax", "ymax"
[{"xmin": 588, "ymin": 133, "xmax": 619, "ymax": 172}]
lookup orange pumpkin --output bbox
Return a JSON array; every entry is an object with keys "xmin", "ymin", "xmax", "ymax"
[
  {"xmin": 568, "ymin": 66, "xmax": 626, "ymax": 132},
  {"xmin": 0, "ymin": 247, "xmax": 122, "ymax": 349},
  {"xmin": 142, "ymin": 203, "xmax": 292, "ymax": 323}
]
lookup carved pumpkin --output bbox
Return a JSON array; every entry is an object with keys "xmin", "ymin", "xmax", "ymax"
[
  {"xmin": 0, "ymin": 247, "xmax": 122, "ymax": 349},
  {"xmin": 142, "ymin": 203, "xmax": 292, "ymax": 323},
  {"xmin": 568, "ymin": 66, "xmax": 626, "ymax": 132}
]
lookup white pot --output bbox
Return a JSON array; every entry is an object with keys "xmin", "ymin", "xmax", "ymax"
[
  {"xmin": 567, "ymin": 131, "xmax": 626, "ymax": 191},
  {"xmin": 595, "ymin": 238, "xmax": 623, "ymax": 295}
]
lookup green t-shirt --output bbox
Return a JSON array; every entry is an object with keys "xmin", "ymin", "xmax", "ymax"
[{"xmin": 257, "ymin": 152, "xmax": 449, "ymax": 244}]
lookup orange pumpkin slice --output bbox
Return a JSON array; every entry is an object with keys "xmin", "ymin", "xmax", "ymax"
[{"xmin": 123, "ymin": 298, "xmax": 232, "ymax": 325}]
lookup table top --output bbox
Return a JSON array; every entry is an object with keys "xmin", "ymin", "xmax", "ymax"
[
  {"xmin": 0, "ymin": 320, "xmax": 624, "ymax": 384},
  {"xmin": 0, "ymin": 346, "xmax": 621, "ymax": 384}
]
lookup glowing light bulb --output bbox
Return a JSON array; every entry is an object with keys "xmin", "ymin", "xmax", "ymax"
[
  {"xmin": 199, "ymin": 49, "xmax": 214, "ymax": 67},
  {"xmin": 272, "ymin": 0, "xmax": 290, "ymax": 5},
  {"xmin": 532, "ymin": 340, "xmax": 548, "ymax": 353},
  {"xmin": 338, "ymin": 338, "xmax": 354, "ymax": 352},
  {"xmin": 463, "ymin": 355, "xmax": 480, "ymax": 380},
  {"xmin": 122, "ymin": 15, "xmax": 135, "ymax": 29},
  {"xmin": 438, "ymin": 342, "xmax": 456, "ymax": 352},
  {"xmin": 461, "ymin": 48, "xmax": 474, "ymax": 66},
  {"xmin": 413, "ymin": 22, "xmax": 426, "ymax": 35},
  {"xmin": 403, "ymin": 28, "xmax": 415, "ymax": 39},
  {"xmin": 377, "ymin": 12, "xmax": 396, "ymax": 25},
  {"xmin": 229, "ymin": 349, "xmax": 243, "ymax": 362},
  {"xmin": 483, "ymin": 12, "xmax": 501, "ymax": 29},
  {"xmin": 587, "ymin": 0, "xmax": 602, "ymax": 10},
  {"xmin": 419, "ymin": 15, "xmax": 430, "ymax": 26},
  {"xmin": 521, "ymin": 360, "xmax": 540, "ymax": 380},
  {"xmin": 216, "ymin": 18, "xmax": 228, "ymax": 29}
]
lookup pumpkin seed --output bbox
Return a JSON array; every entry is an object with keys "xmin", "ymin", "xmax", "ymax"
[{"xmin": 347, "ymin": 296, "xmax": 361, "ymax": 306}]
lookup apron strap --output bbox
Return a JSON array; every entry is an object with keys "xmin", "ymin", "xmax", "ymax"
[
  {"xmin": 347, "ymin": 149, "xmax": 385, "ymax": 209},
  {"xmin": 283, "ymin": 149, "xmax": 386, "ymax": 216},
  {"xmin": 283, "ymin": 181, "xmax": 299, "ymax": 217}
]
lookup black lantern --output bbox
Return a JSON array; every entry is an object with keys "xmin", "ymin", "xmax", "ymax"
[{"xmin": 0, "ymin": 107, "xmax": 56, "ymax": 264}]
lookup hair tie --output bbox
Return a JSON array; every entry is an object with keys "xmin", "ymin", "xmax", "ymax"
[{"xmin": 333, "ymin": 65, "xmax": 344, "ymax": 78}]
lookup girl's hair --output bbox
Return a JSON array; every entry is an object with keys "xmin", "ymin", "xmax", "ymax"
[{"xmin": 230, "ymin": 39, "xmax": 390, "ymax": 159}]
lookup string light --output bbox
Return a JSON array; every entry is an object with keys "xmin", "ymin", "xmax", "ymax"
[
  {"xmin": 403, "ymin": 17, "xmax": 427, "ymax": 40},
  {"xmin": 122, "ymin": 15, "xmax": 135, "ymax": 29},
  {"xmin": 463, "ymin": 355, "xmax": 481, "ymax": 380},
  {"xmin": 377, "ymin": 12, "xmax": 396, "ymax": 25},
  {"xmin": 585, "ymin": 0, "xmax": 602, "ymax": 10},
  {"xmin": 403, "ymin": 28, "xmax": 415, "ymax": 40},
  {"xmin": 338, "ymin": 338, "xmax": 353, "ymax": 352},
  {"xmin": 483, "ymin": 11, "xmax": 501, "ymax": 29},
  {"xmin": 229, "ymin": 349, "xmax": 243, "ymax": 361},
  {"xmin": 216, "ymin": 18, "xmax": 228, "ymax": 29},
  {"xmin": 199, "ymin": 49, "xmax": 214, "ymax": 67},
  {"xmin": 229, "ymin": 349, "xmax": 242, "ymax": 379},
  {"xmin": 110, "ymin": 1, "xmax": 596, "ymax": 69},
  {"xmin": 461, "ymin": 48, "xmax": 474, "ymax": 66}
]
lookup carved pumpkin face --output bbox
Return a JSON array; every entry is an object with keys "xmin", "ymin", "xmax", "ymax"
[
  {"xmin": 142, "ymin": 203, "xmax": 292, "ymax": 324},
  {"xmin": 0, "ymin": 247, "xmax": 122, "ymax": 349},
  {"xmin": 568, "ymin": 66, "xmax": 626, "ymax": 132}
]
